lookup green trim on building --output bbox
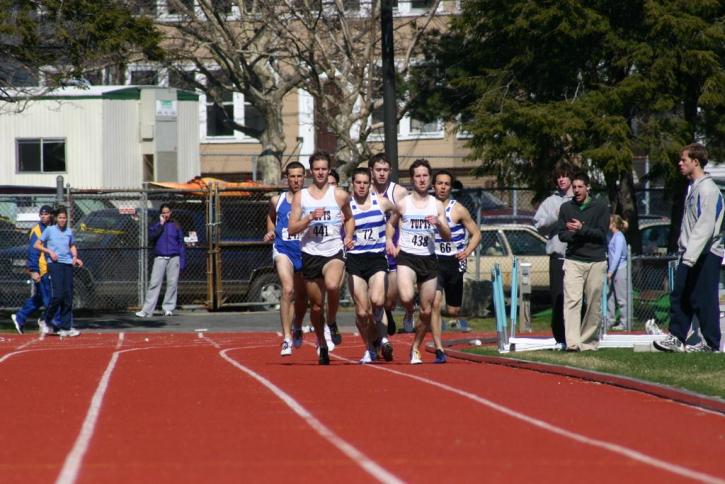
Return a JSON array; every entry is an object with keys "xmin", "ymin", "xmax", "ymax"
[
  {"xmin": 102, "ymin": 87, "xmax": 142, "ymax": 100},
  {"xmin": 177, "ymin": 90, "xmax": 199, "ymax": 101}
]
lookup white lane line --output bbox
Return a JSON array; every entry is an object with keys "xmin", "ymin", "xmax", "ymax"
[
  {"xmin": 219, "ymin": 347, "xmax": 404, "ymax": 484},
  {"xmin": 0, "ymin": 336, "xmax": 43, "ymax": 364},
  {"xmin": 335, "ymin": 353, "xmax": 724, "ymax": 484},
  {"xmin": 55, "ymin": 347, "xmax": 146, "ymax": 484}
]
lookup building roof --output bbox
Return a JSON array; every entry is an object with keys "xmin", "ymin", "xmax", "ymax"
[{"xmin": 3, "ymin": 86, "xmax": 198, "ymax": 101}]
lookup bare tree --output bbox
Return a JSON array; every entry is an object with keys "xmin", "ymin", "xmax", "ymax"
[
  {"xmin": 157, "ymin": 0, "xmax": 303, "ymax": 183},
  {"xmin": 270, "ymin": 0, "xmax": 444, "ymax": 174}
]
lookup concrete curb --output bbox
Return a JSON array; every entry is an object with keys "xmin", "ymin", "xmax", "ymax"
[{"xmin": 427, "ymin": 337, "xmax": 725, "ymax": 415}]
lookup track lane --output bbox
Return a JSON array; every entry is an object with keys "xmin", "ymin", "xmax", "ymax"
[
  {"xmin": 215, "ymin": 333, "xmax": 724, "ymax": 483},
  {"xmin": 77, "ymin": 333, "xmax": 381, "ymax": 483}
]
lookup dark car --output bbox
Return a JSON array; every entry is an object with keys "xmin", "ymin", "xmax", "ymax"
[{"xmin": 0, "ymin": 202, "xmax": 279, "ymax": 311}]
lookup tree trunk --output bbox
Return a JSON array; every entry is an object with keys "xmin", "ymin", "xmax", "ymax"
[{"xmin": 255, "ymin": 106, "xmax": 286, "ymax": 184}]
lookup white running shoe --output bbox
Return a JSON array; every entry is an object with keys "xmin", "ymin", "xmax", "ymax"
[
  {"xmin": 11, "ymin": 314, "xmax": 23, "ymax": 334},
  {"xmin": 324, "ymin": 324, "xmax": 335, "ymax": 352},
  {"xmin": 135, "ymin": 311, "xmax": 149, "ymax": 318},
  {"xmin": 38, "ymin": 319, "xmax": 52, "ymax": 335},
  {"xmin": 410, "ymin": 348, "xmax": 422, "ymax": 365},
  {"xmin": 164, "ymin": 310, "xmax": 174, "ymax": 316},
  {"xmin": 58, "ymin": 328, "xmax": 80, "ymax": 337},
  {"xmin": 359, "ymin": 350, "xmax": 374, "ymax": 364},
  {"xmin": 645, "ymin": 319, "xmax": 664, "ymax": 335},
  {"xmin": 280, "ymin": 340, "xmax": 292, "ymax": 356}
]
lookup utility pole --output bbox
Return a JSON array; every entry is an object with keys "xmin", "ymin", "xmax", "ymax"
[{"xmin": 381, "ymin": 0, "xmax": 399, "ymax": 181}]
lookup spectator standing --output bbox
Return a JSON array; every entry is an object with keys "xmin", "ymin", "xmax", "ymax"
[
  {"xmin": 654, "ymin": 143, "xmax": 723, "ymax": 353},
  {"xmin": 136, "ymin": 204, "xmax": 186, "ymax": 317},
  {"xmin": 533, "ymin": 161, "xmax": 573, "ymax": 349},
  {"xmin": 557, "ymin": 172, "xmax": 610, "ymax": 351},
  {"xmin": 35, "ymin": 206, "xmax": 83, "ymax": 337},
  {"xmin": 607, "ymin": 215, "xmax": 629, "ymax": 330},
  {"xmin": 11, "ymin": 205, "xmax": 61, "ymax": 334}
]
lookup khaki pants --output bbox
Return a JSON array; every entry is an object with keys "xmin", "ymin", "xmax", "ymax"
[{"xmin": 563, "ymin": 259, "xmax": 607, "ymax": 350}]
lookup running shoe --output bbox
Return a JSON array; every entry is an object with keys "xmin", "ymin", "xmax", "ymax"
[
  {"xmin": 381, "ymin": 341, "xmax": 394, "ymax": 362},
  {"xmin": 58, "ymin": 328, "xmax": 80, "ymax": 337},
  {"xmin": 385, "ymin": 308, "xmax": 396, "ymax": 335},
  {"xmin": 318, "ymin": 346, "xmax": 330, "ymax": 365},
  {"xmin": 459, "ymin": 319, "xmax": 472, "ymax": 333},
  {"xmin": 135, "ymin": 311, "xmax": 150, "ymax": 318},
  {"xmin": 402, "ymin": 311, "xmax": 414, "ymax": 333},
  {"xmin": 653, "ymin": 334, "xmax": 685, "ymax": 353},
  {"xmin": 328, "ymin": 322, "xmax": 342, "ymax": 345},
  {"xmin": 434, "ymin": 349, "xmax": 447, "ymax": 364},
  {"xmin": 410, "ymin": 347, "xmax": 422, "ymax": 365},
  {"xmin": 685, "ymin": 342, "xmax": 718, "ymax": 353},
  {"xmin": 292, "ymin": 327, "xmax": 304, "ymax": 348},
  {"xmin": 11, "ymin": 314, "xmax": 23, "ymax": 335},
  {"xmin": 323, "ymin": 324, "xmax": 336, "ymax": 351},
  {"xmin": 164, "ymin": 310, "xmax": 174, "ymax": 317},
  {"xmin": 359, "ymin": 350, "xmax": 374, "ymax": 364},
  {"xmin": 280, "ymin": 339, "xmax": 292, "ymax": 356}
]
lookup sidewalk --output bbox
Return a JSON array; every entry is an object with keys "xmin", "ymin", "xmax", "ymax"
[{"xmin": 1, "ymin": 308, "xmax": 359, "ymax": 334}]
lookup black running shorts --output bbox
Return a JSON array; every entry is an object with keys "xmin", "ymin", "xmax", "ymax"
[
  {"xmin": 437, "ymin": 255, "xmax": 464, "ymax": 307},
  {"xmin": 396, "ymin": 251, "xmax": 438, "ymax": 283},
  {"xmin": 302, "ymin": 251, "xmax": 345, "ymax": 280},
  {"xmin": 346, "ymin": 252, "xmax": 388, "ymax": 281}
]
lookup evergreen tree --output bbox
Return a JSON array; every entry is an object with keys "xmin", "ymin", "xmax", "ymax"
[{"xmin": 411, "ymin": 0, "xmax": 725, "ymax": 252}]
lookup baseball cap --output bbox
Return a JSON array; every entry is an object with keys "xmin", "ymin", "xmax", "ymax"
[{"xmin": 39, "ymin": 205, "xmax": 54, "ymax": 215}]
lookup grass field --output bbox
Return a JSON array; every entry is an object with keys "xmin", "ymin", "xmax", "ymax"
[{"xmin": 454, "ymin": 309, "xmax": 725, "ymax": 399}]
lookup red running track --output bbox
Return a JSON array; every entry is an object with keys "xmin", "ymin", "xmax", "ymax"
[{"xmin": 0, "ymin": 332, "xmax": 723, "ymax": 483}]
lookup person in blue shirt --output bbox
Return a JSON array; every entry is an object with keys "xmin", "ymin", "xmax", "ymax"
[
  {"xmin": 607, "ymin": 215, "xmax": 629, "ymax": 330},
  {"xmin": 136, "ymin": 203, "xmax": 186, "ymax": 318},
  {"xmin": 34, "ymin": 206, "xmax": 83, "ymax": 337},
  {"xmin": 11, "ymin": 205, "xmax": 62, "ymax": 334}
]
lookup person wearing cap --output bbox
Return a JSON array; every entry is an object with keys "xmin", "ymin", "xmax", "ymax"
[{"xmin": 11, "ymin": 205, "xmax": 61, "ymax": 334}]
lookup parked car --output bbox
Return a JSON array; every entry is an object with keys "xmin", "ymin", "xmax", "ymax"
[
  {"xmin": 0, "ymin": 201, "xmax": 279, "ymax": 311},
  {"xmin": 640, "ymin": 218, "xmax": 671, "ymax": 255},
  {"xmin": 467, "ymin": 224, "xmax": 550, "ymax": 294}
]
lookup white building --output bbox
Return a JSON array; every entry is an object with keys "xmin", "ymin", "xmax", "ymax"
[{"xmin": 0, "ymin": 86, "xmax": 200, "ymax": 188}]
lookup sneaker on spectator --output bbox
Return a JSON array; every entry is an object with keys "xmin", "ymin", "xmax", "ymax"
[
  {"xmin": 552, "ymin": 342, "xmax": 566, "ymax": 351},
  {"xmin": 318, "ymin": 346, "xmax": 330, "ymax": 365},
  {"xmin": 38, "ymin": 319, "xmax": 53, "ymax": 335},
  {"xmin": 685, "ymin": 342, "xmax": 718, "ymax": 353},
  {"xmin": 458, "ymin": 319, "xmax": 472, "ymax": 333},
  {"xmin": 653, "ymin": 334, "xmax": 685, "ymax": 353},
  {"xmin": 609, "ymin": 323, "xmax": 625, "ymax": 331},
  {"xmin": 434, "ymin": 349, "xmax": 447, "ymax": 364},
  {"xmin": 402, "ymin": 311, "xmax": 415, "ymax": 333},
  {"xmin": 292, "ymin": 327, "xmax": 303, "ymax": 348},
  {"xmin": 328, "ymin": 322, "xmax": 342, "ymax": 345},
  {"xmin": 381, "ymin": 341, "xmax": 394, "ymax": 362},
  {"xmin": 280, "ymin": 339, "xmax": 292, "ymax": 356},
  {"xmin": 11, "ymin": 314, "xmax": 23, "ymax": 335},
  {"xmin": 58, "ymin": 328, "xmax": 80, "ymax": 337},
  {"xmin": 645, "ymin": 319, "xmax": 664, "ymax": 335},
  {"xmin": 410, "ymin": 347, "xmax": 422, "ymax": 365},
  {"xmin": 164, "ymin": 310, "xmax": 174, "ymax": 317},
  {"xmin": 135, "ymin": 311, "xmax": 149, "ymax": 318}
]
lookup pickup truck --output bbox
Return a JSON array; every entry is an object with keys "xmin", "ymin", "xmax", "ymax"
[{"xmin": 0, "ymin": 202, "xmax": 279, "ymax": 311}]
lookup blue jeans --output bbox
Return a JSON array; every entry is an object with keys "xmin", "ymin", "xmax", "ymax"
[
  {"xmin": 44, "ymin": 263, "xmax": 74, "ymax": 330},
  {"xmin": 16, "ymin": 275, "xmax": 61, "ymax": 325}
]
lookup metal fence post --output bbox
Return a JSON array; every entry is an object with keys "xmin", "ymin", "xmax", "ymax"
[
  {"xmin": 139, "ymin": 187, "xmax": 148, "ymax": 309},
  {"xmin": 626, "ymin": 244, "xmax": 633, "ymax": 330},
  {"xmin": 56, "ymin": 176, "xmax": 64, "ymax": 206}
]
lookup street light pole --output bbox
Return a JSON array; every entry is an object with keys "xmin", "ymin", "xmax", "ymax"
[{"xmin": 381, "ymin": 0, "xmax": 399, "ymax": 181}]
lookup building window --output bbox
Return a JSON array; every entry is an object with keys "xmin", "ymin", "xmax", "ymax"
[
  {"xmin": 410, "ymin": 117, "xmax": 441, "ymax": 135},
  {"xmin": 206, "ymin": 90, "xmax": 235, "ymax": 137},
  {"xmin": 17, "ymin": 139, "xmax": 66, "ymax": 173},
  {"xmin": 130, "ymin": 69, "xmax": 158, "ymax": 85},
  {"xmin": 167, "ymin": 0, "xmax": 194, "ymax": 16},
  {"xmin": 244, "ymin": 102, "xmax": 266, "ymax": 133}
]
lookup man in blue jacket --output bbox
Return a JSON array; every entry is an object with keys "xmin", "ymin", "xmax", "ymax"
[
  {"xmin": 11, "ymin": 205, "xmax": 61, "ymax": 334},
  {"xmin": 136, "ymin": 204, "xmax": 186, "ymax": 317}
]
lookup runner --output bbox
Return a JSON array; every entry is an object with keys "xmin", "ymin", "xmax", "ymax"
[
  {"xmin": 368, "ymin": 152, "xmax": 412, "ymax": 334},
  {"xmin": 386, "ymin": 159, "xmax": 450, "ymax": 364},
  {"xmin": 264, "ymin": 161, "xmax": 309, "ymax": 356},
  {"xmin": 346, "ymin": 167, "xmax": 396, "ymax": 363},
  {"xmin": 288, "ymin": 151, "xmax": 354, "ymax": 365},
  {"xmin": 431, "ymin": 170, "xmax": 482, "ymax": 362}
]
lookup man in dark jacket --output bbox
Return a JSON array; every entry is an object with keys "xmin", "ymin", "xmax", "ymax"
[
  {"xmin": 557, "ymin": 172, "xmax": 610, "ymax": 351},
  {"xmin": 136, "ymin": 204, "xmax": 186, "ymax": 317}
]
